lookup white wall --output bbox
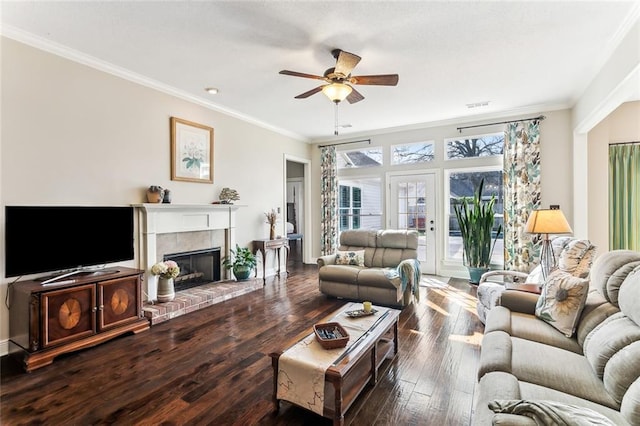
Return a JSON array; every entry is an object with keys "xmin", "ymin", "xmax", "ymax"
[
  {"xmin": 0, "ymin": 37, "xmax": 311, "ymax": 351},
  {"xmin": 587, "ymin": 101, "xmax": 640, "ymax": 253},
  {"xmin": 572, "ymin": 14, "xmax": 640, "ymax": 237},
  {"xmin": 310, "ymin": 109, "xmax": 575, "ymax": 278}
]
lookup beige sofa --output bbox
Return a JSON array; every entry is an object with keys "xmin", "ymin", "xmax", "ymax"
[
  {"xmin": 473, "ymin": 250, "xmax": 640, "ymax": 425},
  {"xmin": 317, "ymin": 229, "xmax": 420, "ymax": 307}
]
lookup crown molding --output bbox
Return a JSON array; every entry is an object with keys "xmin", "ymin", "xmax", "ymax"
[
  {"xmin": 0, "ymin": 25, "xmax": 308, "ymax": 142},
  {"xmin": 311, "ymin": 102, "xmax": 571, "ymax": 144}
]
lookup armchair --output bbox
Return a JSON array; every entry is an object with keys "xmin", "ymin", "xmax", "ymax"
[{"xmin": 476, "ymin": 237, "xmax": 596, "ymax": 323}]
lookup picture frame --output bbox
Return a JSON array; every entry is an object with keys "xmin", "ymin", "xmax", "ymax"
[{"xmin": 170, "ymin": 117, "xmax": 214, "ymax": 183}]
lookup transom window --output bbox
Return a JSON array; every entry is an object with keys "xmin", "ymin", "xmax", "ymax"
[
  {"xmin": 445, "ymin": 132, "xmax": 504, "ymax": 160},
  {"xmin": 391, "ymin": 141, "xmax": 435, "ymax": 165},
  {"xmin": 337, "ymin": 147, "xmax": 383, "ymax": 169}
]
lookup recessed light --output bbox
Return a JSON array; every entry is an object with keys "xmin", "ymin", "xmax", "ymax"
[
  {"xmin": 466, "ymin": 101, "xmax": 490, "ymax": 109},
  {"xmin": 205, "ymin": 87, "xmax": 219, "ymax": 95}
]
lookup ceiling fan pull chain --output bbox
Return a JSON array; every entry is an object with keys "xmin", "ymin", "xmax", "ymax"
[{"xmin": 334, "ymin": 103, "xmax": 339, "ymax": 136}]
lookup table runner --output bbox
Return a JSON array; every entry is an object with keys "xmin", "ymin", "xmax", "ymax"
[{"xmin": 276, "ymin": 302, "xmax": 390, "ymax": 415}]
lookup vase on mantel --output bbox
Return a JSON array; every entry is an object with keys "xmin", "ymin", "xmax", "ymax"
[
  {"xmin": 269, "ymin": 224, "xmax": 276, "ymax": 240},
  {"xmin": 157, "ymin": 277, "xmax": 175, "ymax": 302},
  {"xmin": 146, "ymin": 186, "xmax": 164, "ymax": 203}
]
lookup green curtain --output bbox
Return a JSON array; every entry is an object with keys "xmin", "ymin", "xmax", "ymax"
[
  {"xmin": 320, "ymin": 146, "xmax": 338, "ymax": 255},
  {"xmin": 609, "ymin": 143, "xmax": 640, "ymax": 250},
  {"xmin": 503, "ymin": 120, "xmax": 541, "ymax": 272}
]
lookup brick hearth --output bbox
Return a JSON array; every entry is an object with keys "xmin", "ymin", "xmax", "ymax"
[{"xmin": 142, "ymin": 279, "xmax": 262, "ymax": 325}]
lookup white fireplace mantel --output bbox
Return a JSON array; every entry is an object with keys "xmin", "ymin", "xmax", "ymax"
[{"xmin": 132, "ymin": 203, "xmax": 243, "ymax": 301}]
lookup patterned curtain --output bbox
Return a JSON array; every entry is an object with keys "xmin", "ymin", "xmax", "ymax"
[
  {"xmin": 609, "ymin": 143, "xmax": 640, "ymax": 250},
  {"xmin": 320, "ymin": 146, "xmax": 338, "ymax": 255},
  {"xmin": 503, "ymin": 120, "xmax": 541, "ymax": 272}
]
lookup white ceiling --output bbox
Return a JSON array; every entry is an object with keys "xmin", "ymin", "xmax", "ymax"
[{"xmin": 1, "ymin": 1, "xmax": 638, "ymax": 141}]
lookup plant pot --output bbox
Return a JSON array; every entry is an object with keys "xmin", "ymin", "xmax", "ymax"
[
  {"xmin": 269, "ymin": 224, "xmax": 276, "ymax": 240},
  {"xmin": 467, "ymin": 267, "xmax": 489, "ymax": 285},
  {"xmin": 157, "ymin": 277, "xmax": 175, "ymax": 302},
  {"xmin": 233, "ymin": 265, "xmax": 252, "ymax": 281}
]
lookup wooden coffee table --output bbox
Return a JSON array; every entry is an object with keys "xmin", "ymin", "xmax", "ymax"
[{"xmin": 269, "ymin": 303, "xmax": 401, "ymax": 425}]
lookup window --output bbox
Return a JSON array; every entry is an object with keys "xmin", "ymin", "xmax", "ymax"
[
  {"xmin": 446, "ymin": 169, "xmax": 503, "ymax": 264},
  {"xmin": 337, "ymin": 147, "xmax": 383, "ymax": 169},
  {"xmin": 445, "ymin": 133, "xmax": 503, "ymax": 160},
  {"xmin": 391, "ymin": 141, "xmax": 435, "ymax": 165},
  {"xmin": 338, "ymin": 178, "xmax": 382, "ymax": 231}
]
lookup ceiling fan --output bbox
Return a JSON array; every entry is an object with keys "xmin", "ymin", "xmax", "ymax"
[{"xmin": 279, "ymin": 49, "xmax": 399, "ymax": 104}]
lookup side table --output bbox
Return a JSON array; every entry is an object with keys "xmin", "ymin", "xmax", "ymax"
[{"xmin": 253, "ymin": 238, "xmax": 289, "ymax": 285}]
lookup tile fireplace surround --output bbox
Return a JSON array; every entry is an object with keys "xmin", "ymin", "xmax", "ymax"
[{"xmin": 132, "ymin": 203, "xmax": 242, "ymax": 302}]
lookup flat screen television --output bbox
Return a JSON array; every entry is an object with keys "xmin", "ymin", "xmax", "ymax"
[{"xmin": 5, "ymin": 205, "xmax": 134, "ymax": 278}]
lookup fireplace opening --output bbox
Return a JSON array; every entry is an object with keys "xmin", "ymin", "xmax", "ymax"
[{"xmin": 164, "ymin": 247, "xmax": 221, "ymax": 292}]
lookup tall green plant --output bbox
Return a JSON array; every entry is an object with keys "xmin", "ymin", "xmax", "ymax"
[{"xmin": 453, "ymin": 179, "xmax": 503, "ymax": 268}]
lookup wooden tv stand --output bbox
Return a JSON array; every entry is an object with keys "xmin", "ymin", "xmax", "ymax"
[{"xmin": 9, "ymin": 267, "xmax": 149, "ymax": 372}]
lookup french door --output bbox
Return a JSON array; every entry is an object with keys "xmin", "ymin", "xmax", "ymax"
[{"xmin": 388, "ymin": 173, "xmax": 437, "ymax": 274}]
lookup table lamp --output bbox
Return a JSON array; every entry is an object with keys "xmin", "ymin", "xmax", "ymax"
[{"xmin": 524, "ymin": 208, "xmax": 573, "ymax": 280}]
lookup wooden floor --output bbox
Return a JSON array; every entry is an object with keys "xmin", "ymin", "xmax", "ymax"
[{"xmin": 1, "ymin": 262, "xmax": 484, "ymax": 425}]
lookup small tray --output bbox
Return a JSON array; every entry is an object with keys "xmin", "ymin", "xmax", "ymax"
[
  {"xmin": 313, "ymin": 322, "xmax": 350, "ymax": 349},
  {"xmin": 345, "ymin": 308, "xmax": 378, "ymax": 318}
]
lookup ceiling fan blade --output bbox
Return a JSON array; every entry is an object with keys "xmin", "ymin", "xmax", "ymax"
[
  {"xmin": 334, "ymin": 50, "xmax": 362, "ymax": 77},
  {"xmin": 346, "ymin": 87, "xmax": 365, "ymax": 104},
  {"xmin": 294, "ymin": 86, "xmax": 324, "ymax": 99},
  {"xmin": 279, "ymin": 70, "xmax": 326, "ymax": 80},
  {"xmin": 349, "ymin": 74, "xmax": 399, "ymax": 86}
]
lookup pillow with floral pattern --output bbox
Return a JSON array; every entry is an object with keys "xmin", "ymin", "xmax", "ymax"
[
  {"xmin": 335, "ymin": 250, "xmax": 365, "ymax": 267},
  {"xmin": 535, "ymin": 270, "xmax": 589, "ymax": 337}
]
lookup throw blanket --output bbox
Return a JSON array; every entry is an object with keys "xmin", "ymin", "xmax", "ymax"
[
  {"xmin": 489, "ymin": 399, "xmax": 616, "ymax": 426},
  {"xmin": 277, "ymin": 303, "xmax": 391, "ymax": 416},
  {"xmin": 384, "ymin": 258, "xmax": 421, "ymax": 302}
]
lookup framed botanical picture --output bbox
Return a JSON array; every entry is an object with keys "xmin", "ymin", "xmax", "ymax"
[{"xmin": 170, "ymin": 117, "xmax": 214, "ymax": 183}]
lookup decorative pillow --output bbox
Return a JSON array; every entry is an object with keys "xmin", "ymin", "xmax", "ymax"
[
  {"xmin": 535, "ymin": 270, "xmax": 589, "ymax": 337},
  {"xmin": 335, "ymin": 250, "xmax": 365, "ymax": 266}
]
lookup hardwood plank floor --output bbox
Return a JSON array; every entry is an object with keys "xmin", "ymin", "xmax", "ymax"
[{"xmin": 1, "ymin": 263, "xmax": 483, "ymax": 425}]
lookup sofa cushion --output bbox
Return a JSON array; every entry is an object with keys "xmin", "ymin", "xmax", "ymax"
[
  {"xmin": 535, "ymin": 271, "xmax": 589, "ymax": 337},
  {"xmin": 576, "ymin": 290, "xmax": 620, "ymax": 346},
  {"xmin": 518, "ymin": 381, "xmax": 630, "ymax": 425},
  {"xmin": 513, "ymin": 313, "xmax": 582, "ymax": 354},
  {"xmin": 356, "ymin": 268, "xmax": 397, "ymax": 289},
  {"xmin": 590, "ymin": 250, "xmax": 640, "ymax": 307},
  {"xmin": 583, "ymin": 312, "xmax": 640, "ymax": 378},
  {"xmin": 335, "ymin": 250, "xmax": 365, "ymax": 266},
  {"xmin": 377, "ymin": 229, "xmax": 419, "ymax": 249},
  {"xmin": 318, "ymin": 265, "xmax": 361, "ymax": 285},
  {"xmin": 621, "ymin": 376, "xmax": 640, "ymax": 425},
  {"xmin": 511, "ymin": 337, "xmax": 619, "ymax": 409},
  {"xmin": 604, "ymin": 341, "xmax": 640, "ymax": 406},
  {"xmin": 339, "ymin": 229, "xmax": 377, "ymax": 248},
  {"xmin": 618, "ymin": 266, "xmax": 640, "ymax": 326},
  {"xmin": 488, "ymin": 399, "xmax": 616, "ymax": 425}
]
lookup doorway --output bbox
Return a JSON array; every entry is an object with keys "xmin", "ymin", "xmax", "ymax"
[
  {"xmin": 388, "ymin": 172, "xmax": 437, "ymax": 274},
  {"xmin": 284, "ymin": 156, "xmax": 310, "ymax": 264}
]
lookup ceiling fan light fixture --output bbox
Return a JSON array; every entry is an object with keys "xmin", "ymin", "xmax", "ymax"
[{"xmin": 322, "ymin": 83, "xmax": 352, "ymax": 103}]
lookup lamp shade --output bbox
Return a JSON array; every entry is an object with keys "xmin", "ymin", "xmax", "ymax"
[
  {"xmin": 322, "ymin": 83, "xmax": 352, "ymax": 103},
  {"xmin": 525, "ymin": 209, "xmax": 573, "ymax": 234}
]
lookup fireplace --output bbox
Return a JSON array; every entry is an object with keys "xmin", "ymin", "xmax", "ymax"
[
  {"xmin": 133, "ymin": 203, "xmax": 241, "ymax": 301},
  {"xmin": 164, "ymin": 248, "xmax": 221, "ymax": 292}
]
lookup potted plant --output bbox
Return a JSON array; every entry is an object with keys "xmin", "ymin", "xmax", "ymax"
[
  {"xmin": 453, "ymin": 178, "xmax": 503, "ymax": 284},
  {"xmin": 222, "ymin": 244, "xmax": 257, "ymax": 281}
]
